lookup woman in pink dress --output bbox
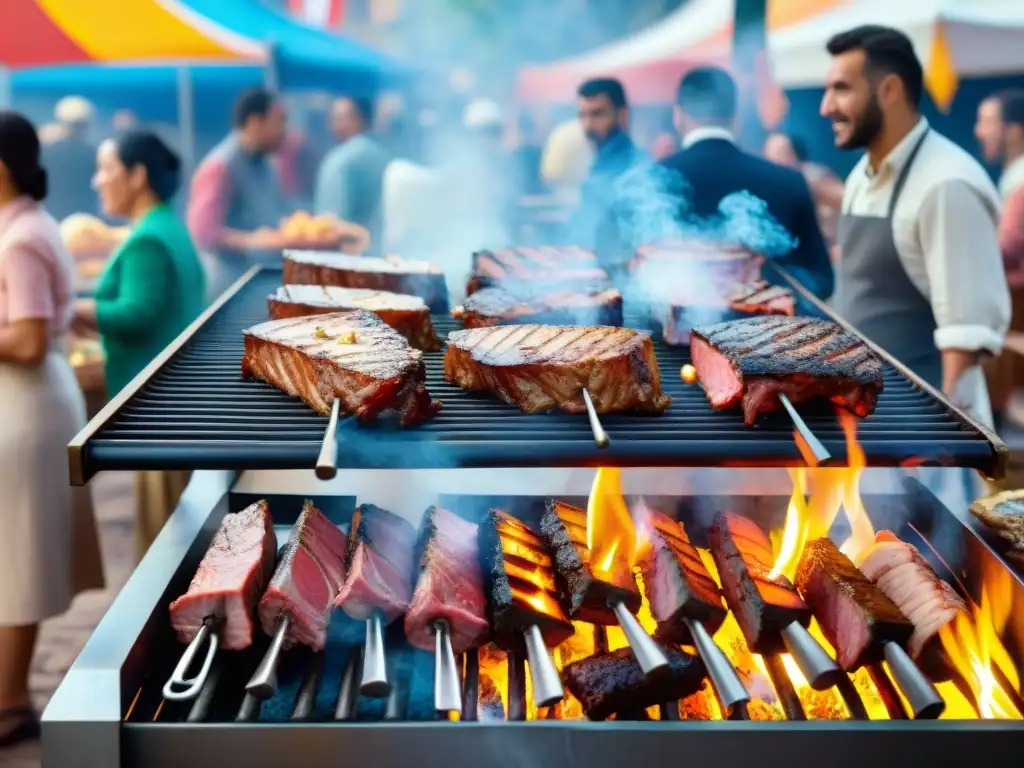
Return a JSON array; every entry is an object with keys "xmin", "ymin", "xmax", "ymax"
[{"xmin": 0, "ymin": 111, "xmax": 103, "ymax": 748}]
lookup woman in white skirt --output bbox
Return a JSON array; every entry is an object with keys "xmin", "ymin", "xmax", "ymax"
[{"xmin": 0, "ymin": 111, "xmax": 104, "ymax": 748}]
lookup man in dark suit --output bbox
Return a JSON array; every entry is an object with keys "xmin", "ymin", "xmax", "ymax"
[{"xmin": 659, "ymin": 67, "xmax": 834, "ymax": 299}]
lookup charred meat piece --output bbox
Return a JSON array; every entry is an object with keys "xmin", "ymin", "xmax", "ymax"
[
  {"xmin": 169, "ymin": 500, "xmax": 277, "ymax": 650},
  {"xmin": 268, "ymin": 285, "xmax": 441, "ymax": 351},
  {"xmin": 729, "ymin": 281, "xmax": 796, "ymax": 317},
  {"xmin": 632, "ymin": 240, "xmax": 762, "ymax": 283},
  {"xmin": 444, "ymin": 324, "xmax": 671, "ymax": 415},
  {"xmin": 562, "ymin": 645, "xmax": 706, "ymax": 721},
  {"xmin": 404, "ymin": 507, "xmax": 489, "ymax": 655},
  {"xmin": 453, "ymin": 282, "xmax": 623, "ymax": 330},
  {"xmin": 241, "ymin": 310, "xmax": 440, "ymax": 427},
  {"xmin": 970, "ymin": 490, "xmax": 1024, "ymax": 568},
  {"xmin": 466, "ymin": 246, "xmax": 602, "ymax": 295},
  {"xmin": 707, "ymin": 513, "xmax": 811, "ymax": 654},
  {"xmin": 690, "ymin": 315, "xmax": 885, "ymax": 426},
  {"xmin": 479, "ymin": 509, "xmax": 575, "ymax": 651},
  {"xmin": 283, "ymin": 251, "xmax": 448, "ymax": 312},
  {"xmin": 637, "ymin": 509, "xmax": 727, "ymax": 645},
  {"xmin": 333, "ymin": 504, "xmax": 417, "ymax": 625},
  {"xmin": 258, "ymin": 500, "xmax": 348, "ymax": 652},
  {"xmin": 856, "ymin": 531, "xmax": 968, "ymax": 661},
  {"xmin": 795, "ymin": 537, "xmax": 913, "ymax": 670},
  {"xmin": 538, "ymin": 500, "xmax": 641, "ymax": 625}
]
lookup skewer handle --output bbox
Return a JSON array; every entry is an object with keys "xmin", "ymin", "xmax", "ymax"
[
  {"xmin": 684, "ymin": 618, "xmax": 750, "ymax": 711},
  {"xmin": 612, "ymin": 600, "xmax": 669, "ymax": 676},
  {"xmin": 163, "ymin": 623, "xmax": 219, "ymax": 701},
  {"xmin": 781, "ymin": 621, "xmax": 842, "ymax": 691},
  {"xmin": 246, "ymin": 616, "xmax": 291, "ymax": 700},
  {"xmin": 581, "ymin": 388, "xmax": 610, "ymax": 448},
  {"xmin": 523, "ymin": 624, "xmax": 565, "ymax": 707},
  {"xmin": 315, "ymin": 398, "xmax": 342, "ymax": 480},
  {"xmin": 360, "ymin": 611, "xmax": 390, "ymax": 698},
  {"xmin": 778, "ymin": 393, "xmax": 831, "ymax": 467},
  {"xmin": 884, "ymin": 642, "xmax": 945, "ymax": 719},
  {"xmin": 433, "ymin": 620, "xmax": 462, "ymax": 713}
]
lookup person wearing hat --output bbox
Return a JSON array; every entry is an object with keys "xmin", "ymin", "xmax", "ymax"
[
  {"xmin": 41, "ymin": 95, "xmax": 99, "ymax": 221},
  {"xmin": 0, "ymin": 111, "xmax": 104, "ymax": 748}
]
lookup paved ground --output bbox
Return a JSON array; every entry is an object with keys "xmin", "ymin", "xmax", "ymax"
[{"xmin": 0, "ymin": 472, "xmax": 135, "ymax": 767}]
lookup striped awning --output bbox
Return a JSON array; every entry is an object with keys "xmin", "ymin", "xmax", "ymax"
[{"xmin": 0, "ymin": 0, "xmax": 265, "ymax": 68}]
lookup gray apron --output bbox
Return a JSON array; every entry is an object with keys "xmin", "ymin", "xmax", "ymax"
[{"xmin": 834, "ymin": 129, "xmax": 941, "ymax": 388}]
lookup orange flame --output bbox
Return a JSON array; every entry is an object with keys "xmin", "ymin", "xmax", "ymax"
[
  {"xmin": 586, "ymin": 467, "xmax": 638, "ymax": 582},
  {"xmin": 770, "ymin": 410, "xmax": 875, "ymax": 580}
]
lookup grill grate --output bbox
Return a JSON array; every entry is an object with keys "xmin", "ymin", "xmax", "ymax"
[{"xmin": 70, "ymin": 268, "xmax": 1005, "ymax": 483}]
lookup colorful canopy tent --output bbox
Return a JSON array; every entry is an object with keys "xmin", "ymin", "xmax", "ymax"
[{"xmin": 515, "ymin": 0, "xmax": 849, "ymax": 105}]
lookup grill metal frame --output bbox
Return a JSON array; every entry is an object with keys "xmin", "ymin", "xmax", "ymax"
[
  {"xmin": 66, "ymin": 266, "xmax": 1008, "ymax": 485},
  {"xmin": 41, "ymin": 471, "xmax": 1024, "ymax": 768}
]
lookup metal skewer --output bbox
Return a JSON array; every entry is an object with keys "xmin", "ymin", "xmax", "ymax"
[
  {"xmin": 433, "ymin": 619, "xmax": 462, "ymax": 713},
  {"xmin": 315, "ymin": 398, "xmax": 342, "ymax": 480},
  {"xmin": 780, "ymin": 621, "xmax": 843, "ymax": 690},
  {"xmin": 522, "ymin": 624, "xmax": 565, "ymax": 707},
  {"xmin": 883, "ymin": 641, "xmax": 945, "ymax": 719},
  {"xmin": 778, "ymin": 394, "xmax": 831, "ymax": 467},
  {"xmin": 684, "ymin": 618, "xmax": 750, "ymax": 711},
  {"xmin": 360, "ymin": 611, "xmax": 390, "ymax": 697},
  {"xmin": 581, "ymin": 388, "xmax": 610, "ymax": 448},
  {"xmin": 246, "ymin": 616, "xmax": 291, "ymax": 699},
  {"xmin": 163, "ymin": 619, "xmax": 220, "ymax": 701},
  {"xmin": 611, "ymin": 600, "xmax": 669, "ymax": 675}
]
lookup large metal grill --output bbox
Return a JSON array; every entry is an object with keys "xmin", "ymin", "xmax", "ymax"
[{"xmin": 67, "ymin": 267, "xmax": 1006, "ymax": 484}]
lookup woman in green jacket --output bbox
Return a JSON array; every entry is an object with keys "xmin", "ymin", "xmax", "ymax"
[{"xmin": 76, "ymin": 129, "xmax": 205, "ymax": 559}]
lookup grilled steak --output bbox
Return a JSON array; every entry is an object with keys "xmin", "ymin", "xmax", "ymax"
[
  {"xmin": 729, "ymin": 281, "xmax": 796, "ymax": 316},
  {"xmin": 480, "ymin": 509, "xmax": 574, "ymax": 651},
  {"xmin": 632, "ymin": 240, "xmax": 761, "ymax": 282},
  {"xmin": 241, "ymin": 310, "xmax": 440, "ymax": 427},
  {"xmin": 169, "ymin": 500, "xmax": 277, "ymax": 650},
  {"xmin": 453, "ymin": 282, "xmax": 623, "ymax": 329},
  {"xmin": 637, "ymin": 509, "xmax": 727, "ymax": 645},
  {"xmin": 795, "ymin": 537, "xmax": 913, "ymax": 670},
  {"xmin": 562, "ymin": 645, "xmax": 706, "ymax": 721},
  {"xmin": 258, "ymin": 500, "xmax": 347, "ymax": 652},
  {"xmin": 707, "ymin": 512, "xmax": 810, "ymax": 654},
  {"xmin": 333, "ymin": 504, "xmax": 417, "ymax": 625},
  {"xmin": 690, "ymin": 315, "xmax": 884, "ymax": 426},
  {"xmin": 283, "ymin": 250, "xmax": 449, "ymax": 312},
  {"xmin": 444, "ymin": 325, "xmax": 671, "ymax": 415},
  {"xmin": 538, "ymin": 500, "xmax": 641, "ymax": 625},
  {"xmin": 466, "ymin": 246, "xmax": 602, "ymax": 295},
  {"xmin": 855, "ymin": 531, "xmax": 968, "ymax": 661},
  {"xmin": 404, "ymin": 507, "xmax": 489, "ymax": 655},
  {"xmin": 269, "ymin": 285, "xmax": 441, "ymax": 351},
  {"xmin": 970, "ymin": 490, "xmax": 1024, "ymax": 568}
]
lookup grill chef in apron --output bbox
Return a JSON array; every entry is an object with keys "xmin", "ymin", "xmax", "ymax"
[
  {"xmin": 186, "ymin": 88, "xmax": 292, "ymax": 303},
  {"xmin": 822, "ymin": 27, "xmax": 1010, "ymax": 510}
]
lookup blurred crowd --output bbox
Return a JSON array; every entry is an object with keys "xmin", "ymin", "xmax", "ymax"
[{"xmin": 1, "ymin": 22, "xmax": 1024, "ymax": 748}]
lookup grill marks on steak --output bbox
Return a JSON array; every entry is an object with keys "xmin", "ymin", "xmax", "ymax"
[
  {"xmin": 637, "ymin": 509, "xmax": 727, "ymax": 645},
  {"xmin": 707, "ymin": 513, "xmax": 810, "ymax": 654},
  {"xmin": 169, "ymin": 500, "xmax": 277, "ymax": 650},
  {"xmin": 795, "ymin": 538, "xmax": 912, "ymax": 670},
  {"xmin": 562, "ymin": 645, "xmax": 706, "ymax": 721},
  {"xmin": 283, "ymin": 250, "xmax": 448, "ymax": 311},
  {"xmin": 538, "ymin": 500, "xmax": 641, "ymax": 625},
  {"xmin": 728, "ymin": 281, "xmax": 796, "ymax": 317},
  {"xmin": 856, "ymin": 531, "xmax": 968, "ymax": 661},
  {"xmin": 241, "ymin": 310, "xmax": 440, "ymax": 427},
  {"xmin": 444, "ymin": 324, "xmax": 671, "ymax": 415},
  {"xmin": 466, "ymin": 246, "xmax": 603, "ymax": 295},
  {"xmin": 454, "ymin": 282, "xmax": 623, "ymax": 329},
  {"xmin": 258, "ymin": 500, "xmax": 347, "ymax": 652},
  {"xmin": 690, "ymin": 315, "xmax": 884, "ymax": 425},
  {"xmin": 404, "ymin": 507, "xmax": 489, "ymax": 655},
  {"xmin": 333, "ymin": 504, "xmax": 416, "ymax": 625},
  {"xmin": 268, "ymin": 285, "xmax": 441, "ymax": 351},
  {"xmin": 480, "ymin": 510, "xmax": 574, "ymax": 651}
]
